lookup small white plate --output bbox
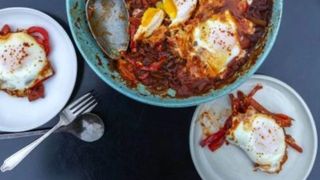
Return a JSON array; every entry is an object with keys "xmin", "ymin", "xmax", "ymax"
[
  {"xmin": 190, "ymin": 75, "xmax": 317, "ymax": 180},
  {"xmin": 0, "ymin": 8, "xmax": 77, "ymax": 132}
]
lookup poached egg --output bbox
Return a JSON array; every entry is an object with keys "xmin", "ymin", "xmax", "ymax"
[
  {"xmin": 0, "ymin": 32, "xmax": 53, "ymax": 97},
  {"xmin": 193, "ymin": 10, "xmax": 244, "ymax": 75},
  {"xmin": 227, "ymin": 108, "xmax": 287, "ymax": 173}
]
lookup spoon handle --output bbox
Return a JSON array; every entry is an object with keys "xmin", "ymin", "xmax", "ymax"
[{"xmin": 0, "ymin": 122, "xmax": 62, "ymax": 172}]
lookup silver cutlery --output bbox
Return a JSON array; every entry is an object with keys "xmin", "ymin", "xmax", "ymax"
[
  {"xmin": 0, "ymin": 92, "xmax": 98, "ymax": 172},
  {"xmin": 86, "ymin": 0, "xmax": 129, "ymax": 59},
  {"xmin": 0, "ymin": 113, "xmax": 105, "ymax": 142}
]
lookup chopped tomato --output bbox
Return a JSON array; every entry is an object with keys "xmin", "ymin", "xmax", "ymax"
[
  {"xmin": 27, "ymin": 83, "xmax": 45, "ymax": 101},
  {"xmin": 0, "ymin": 24, "xmax": 11, "ymax": 35},
  {"xmin": 27, "ymin": 26, "xmax": 51, "ymax": 55}
]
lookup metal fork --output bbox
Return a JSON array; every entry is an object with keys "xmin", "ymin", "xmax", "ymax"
[{"xmin": 0, "ymin": 92, "xmax": 98, "ymax": 172}]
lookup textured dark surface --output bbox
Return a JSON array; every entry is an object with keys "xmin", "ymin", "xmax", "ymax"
[{"xmin": 0, "ymin": 0, "xmax": 319, "ymax": 180}]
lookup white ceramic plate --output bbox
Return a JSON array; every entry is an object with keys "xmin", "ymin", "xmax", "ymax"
[
  {"xmin": 0, "ymin": 8, "xmax": 77, "ymax": 132},
  {"xmin": 190, "ymin": 75, "xmax": 317, "ymax": 180}
]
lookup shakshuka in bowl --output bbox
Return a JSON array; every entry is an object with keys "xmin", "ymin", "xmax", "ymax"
[{"xmin": 67, "ymin": 0, "xmax": 282, "ymax": 107}]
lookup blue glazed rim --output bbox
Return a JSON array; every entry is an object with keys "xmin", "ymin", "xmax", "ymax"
[{"xmin": 66, "ymin": 0, "xmax": 283, "ymax": 108}]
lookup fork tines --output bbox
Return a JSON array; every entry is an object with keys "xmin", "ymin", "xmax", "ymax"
[{"xmin": 68, "ymin": 91, "xmax": 98, "ymax": 116}]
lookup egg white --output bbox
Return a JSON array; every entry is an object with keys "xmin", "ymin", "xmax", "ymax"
[
  {"xmin": 0, "ymin": 32, "xmax": 52, "ymax": 93},
  {"xmin": 227, "ymin": 113, "xmax": 287, "ymax": 173}
]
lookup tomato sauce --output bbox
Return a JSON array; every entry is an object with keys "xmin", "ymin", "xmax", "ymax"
[{"xmin": 117, "ymin": 0, "xmax": 273, "ymax": 98}]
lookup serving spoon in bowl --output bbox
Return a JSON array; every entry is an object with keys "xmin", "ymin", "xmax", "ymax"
[
  {"xmin": 86, "ymin": 0, "xmax": 129, "ymax": 59},
  {"xmin": 0, "ymin": 113, "xmax": 105, "ymax": 143}
]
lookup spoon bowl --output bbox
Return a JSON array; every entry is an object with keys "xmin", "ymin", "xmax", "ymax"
[
  {"xmin": 86, "ymin": 0, "xmax": 129, "ymax": 59},
  {"xmin": 0, "ymin": 113, "xmax": 105, "ymax": 142},
  {"xmin": 66, "ymin": 113, "xmax": 105, "ymax": 142}
]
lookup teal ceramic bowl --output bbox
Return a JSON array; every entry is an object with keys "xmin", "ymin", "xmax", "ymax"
[{"xmin": 66, "ymin": 0, "xmax": 283, "ymax": 108}]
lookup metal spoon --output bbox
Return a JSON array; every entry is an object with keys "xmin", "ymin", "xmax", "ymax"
[
  {"xmin": 0, "ymin": 113, "xmax": 105, "ymax": 142},
  {"xmin": 86, "ymin": 0, "xmax": 129, "ymax": 59}
]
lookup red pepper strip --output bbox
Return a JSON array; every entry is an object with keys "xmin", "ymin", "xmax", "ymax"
[
  {"xmin": 208, "ymin": 135, "xmax": 226, "ymax": 152},
  {"xmin": 237, "ymin": 91, "xmax": 247, "ymax": 113},
  {"xmin": 200, "ymin": 129, "xmax": 226, "ymax": 147},
  {"xmin": 27, "ymin": 26, "xmax": 50, "ymax": 55},
  {"xmin": 140, "ymin": 55, "xmax": 167, "ymax": 71},
  {"xmin": 129, "ymin": 25, "xmax": 137, "ymax": 52},
  {"xmin": 229, "ymin": 94, "xmax": 236, "ymax": 114},
  {"xmin": 248, "ymin": 98, "xmax": 273, "ymax": 115},
  {"xmin": 140, "ymin": 60, "xmax": 164, "ymax": 71},
  {"xmin": 118, "ymin": 60, "xmax": 137, "ymax": 83},
  {"xmin": 129, "ymin": 18, "xmax": 140, "ymax": 52},
  {"xmin": 273, "ymin": 113, "xmax": 294, "ymax": 121},
  {"xmin": 223, "ymin": 116, "xmax": 233, "ymax": 130},
  {"xmin": 249, "ymin": 98, "xmax": 292, "ymax": 127},
  {"xmin": 247, "ymin": 84, "xmax": 263, "ymax": 98},
  {"xmin": 0, "ymin": 24, "xmax": 11, "ymax": 35},
  {"xmin": 138, "ymin": 72, "xmax": 149, "ymax": 80},
  {"xmin": 229, "ymin": 94, "xmax": 240, "ymax": 115},
  {"xmin": 272, "ymin": 115, "xmax": 292, "ymax": 127},
  {"xmin": 285, "ymin": 134, "xmax": 303, "ymax": 153},
  {"xmin": 126, "ymin": 57, "xmax": 135, "ymax": 65}
]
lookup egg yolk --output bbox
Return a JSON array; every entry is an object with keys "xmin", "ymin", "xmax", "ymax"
[
  {"xmin": 141, "ymin": 8, "xmax": 162, "ymax": 27},
  {"xmin": 156, "ymin": 1, "xmax": 164, "ymax": 9},
  {"xmin": 163, "ymin": 0, "xmax": 177, "ymax": 19}
]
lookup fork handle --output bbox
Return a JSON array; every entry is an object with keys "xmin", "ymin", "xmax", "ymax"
[
  {"xmin": 0, "ymin": 127, "xmax": 65, "ymax": 140},
  {"xmin": 0, "ymin": 121, "xmax": 63, "ymax": 172}
]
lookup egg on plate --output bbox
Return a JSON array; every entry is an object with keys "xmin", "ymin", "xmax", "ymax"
[
  {"xmin": 199, "ymin": 85, "xmax": 302, "ymax": 174},
  {"xmin": 0, "ymin": 26, "xmax": 53, "ymax": 101},
  {"xmin": 227, "ymin": 108, "xmax": 287, "ymax": 173}
]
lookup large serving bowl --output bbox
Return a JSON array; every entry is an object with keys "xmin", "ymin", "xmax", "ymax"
[{"xmin": 66, "ymin": 0, "xmax": 283, "ymax": 107}]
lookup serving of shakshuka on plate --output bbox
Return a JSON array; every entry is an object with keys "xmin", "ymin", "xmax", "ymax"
[
  {"xmin": 198, "ymin": 84, "xmax": 303, "ymax": 174},
  {"xmin": 0, "ymin": 24, "xmax": 53, "ymax": 101},
  {"xmin": 115, "ymin": 0, "xmax": 272, "ymax": 97}
]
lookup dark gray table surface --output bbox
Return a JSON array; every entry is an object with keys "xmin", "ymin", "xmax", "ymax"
[{"xmin": 0, "ymin": 0, "xmax": 319, "ymax": 179}]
